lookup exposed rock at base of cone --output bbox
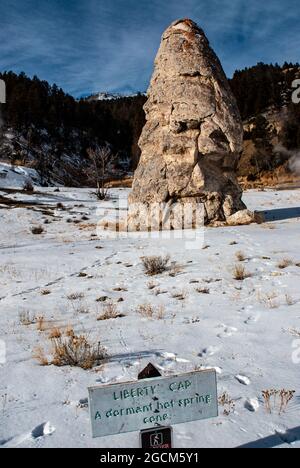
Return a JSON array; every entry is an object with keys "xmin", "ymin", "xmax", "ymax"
[
  {"xmin": 128, "ymin": 18, "xmax": 245, "ymax": 228},
  {"xmin": 226, "ymin": 210, "xmax": 264, "ymax": 226}
]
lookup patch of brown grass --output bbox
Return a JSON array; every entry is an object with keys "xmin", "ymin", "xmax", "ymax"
[
  {"xmin": 97, "ymin": 303, "xmax": 125, "ymax": 321},
  {"xmin": 196, "ymin": 287, "xmax": 210, "ymax": 294},
  {"xmin": 36, "ymin": 315, "xmax": 46, "ymax": 332},
  {"xmin": 19, "ymin": 311, "xmax": 37, "ymax": 326},
  {"xmin": 235, "ymin": 251, "xmax": 247, "ymax": 262},
  {"xmin": 34, "ymin": 330, "xmax": 107, "ymax": 370},
  {"xmin": 171, "ymin": 291, "xmax": 187, "ymax": 301},
  {"xmin": 67, "ymin": 292, "xmax": 85, "ymax": 301},
  {"xmin": 168, "ymin": 263, "xmax": 183, "ymax": 277},
  {"xmin": 48, "ymin": 327, "xmax": 62, "ymax": 339},
  {"xmin": 218, "ymin": 392, "xmax": 235, "ymax": 416},
  {"xmin": 33, "ymin": 346, "xmax": 49, "ymax": 366},
  {"xmin": 137, "ymin": 304, "xmax": 166, "ymax": 320},
  {"xmin": 141, "ymin": 255, "xmax": 170, "ymax": 276},
  {"xmin": 259, "ymin": 292, "xmax": 279, "ymax": 309},
  {"xmin": 41, "ymin": 289, "xmax": 51, "ymax": 296},
  {"xmin": 51, "ymin": 334, "xmax": 106, "ymax": 369},
  {"xmin": 277, "ymin": 258, "xmax": 293, "ymax": 269},
  {"xmin": 233, "ymin": 264, "xmax": 252, "ymax": 281}
]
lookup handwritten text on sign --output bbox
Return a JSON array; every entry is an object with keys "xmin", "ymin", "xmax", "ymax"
[{"xmin": 88, "ymin": 369, "xmax": 218, "ymax": 438}]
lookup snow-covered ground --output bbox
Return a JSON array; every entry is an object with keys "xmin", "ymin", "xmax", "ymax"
[{"xmin": 0, "ymin": 185, "xmax": 299, "ymax": 448}]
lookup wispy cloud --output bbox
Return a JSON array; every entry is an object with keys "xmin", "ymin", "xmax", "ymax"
[{"xmin": 0, "ymin": 0, "xmax": 299, "ymax": 96}]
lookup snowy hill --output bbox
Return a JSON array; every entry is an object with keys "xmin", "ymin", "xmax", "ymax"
[
  {"xmin": 0, "ymin": 162, "xmax": 41, "ymax": 188},
  {"xmin": 85, "ymin": 91, "xmax": 146, "ymax": 102}
]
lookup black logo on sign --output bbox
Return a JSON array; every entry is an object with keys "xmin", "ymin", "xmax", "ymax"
[{"xmin": 140, "ymin": 427, "xmax": 172, "ymax": 449}]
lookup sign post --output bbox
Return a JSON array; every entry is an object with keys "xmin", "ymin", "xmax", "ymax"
[
  {"xmin": 138, "ymin": 363, "xmax": 172, "ymax": 449},
  {"xmin": 88, "ymin": 365, "xmax": 218, "ymax": 441}
]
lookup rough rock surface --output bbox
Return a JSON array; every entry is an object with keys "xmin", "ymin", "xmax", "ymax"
[
  {"xmin": 226, "ymin": 209, "xmax": 264, "ymax": 227},
  {"xmin": 128, "ymin": 19, "xmax": 246, "ymax": 229}
]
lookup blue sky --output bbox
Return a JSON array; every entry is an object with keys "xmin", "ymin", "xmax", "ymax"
[{"xmin": 1, "ymin": 0, "xmax": 299, "ymax": 97}]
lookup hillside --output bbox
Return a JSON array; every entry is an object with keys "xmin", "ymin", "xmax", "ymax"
[
  {"xmin": 0, "ymin": 72, "xmax": 145, "ymax": 186},
  {"xmin": 0, "ymin": 63, "xmax": 300, "ymax": 187},
  {"xmin": 230, "ymin": 63, "xmax": 300, "ymax": 186}
]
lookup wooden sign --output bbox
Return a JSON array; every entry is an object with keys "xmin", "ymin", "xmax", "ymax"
[{"xmin": 88, "ymin": 369, "xmax": 218, "ymax": 438}]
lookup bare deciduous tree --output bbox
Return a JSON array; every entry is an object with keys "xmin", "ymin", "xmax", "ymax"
[{"xmin": 86, "ymin": 144, "xmax": 114, "ymax": 200}]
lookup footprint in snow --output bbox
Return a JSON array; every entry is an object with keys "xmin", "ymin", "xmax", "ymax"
[
  {"xmin": 217, "ymin": 326, "xmax": 238, "ymax": 338},
  {"xmin": 244, "ymin": 314, "xmax": 260, "ymax": 325},
  {"xmin": 1, "ymin": 422, "xmax": 55, "ymax": 448},
  {"xmin": 199, "ymin": 345, "xmax": 221, "ymax": 357},
  {"xmin": 244, "ymin": 398, "xmax": 260, "ymax": 412},
  {"xmin": 235, "ymin": 375, "xmax": 251, "ymax": 386},
  {"xmin": 31, "ymin": 422, "xmax": 56, "ymax": 439}
]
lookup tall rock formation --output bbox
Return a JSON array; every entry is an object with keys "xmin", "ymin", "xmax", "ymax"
[{"xmin": 128, "ymin": 19, "xmax": 246, "ymax": 228}]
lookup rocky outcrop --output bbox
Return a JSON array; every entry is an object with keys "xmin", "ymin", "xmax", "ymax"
[{"xmin": 128, "ymin": 19, "xmax": 246, "ymax": 229}]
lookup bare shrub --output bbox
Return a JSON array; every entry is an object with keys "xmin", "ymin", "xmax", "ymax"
[
  {"xmin": 259, "ymin": 292, "xmax": 279, "ymax": 309},
  {"xmin": 233, "ymin": 264, "xmax": 251, "ymax": 281},
  {"xmin": 196, "ymin": 287, "xmax": 210, "ymax": 294},
  {"xmin": 137, "ymin": 304, "xmax": 155, "ymax": 319},
  {"xmin": 68, "ymin": 294, "xmax": 90, "ymax": 315},
  {"xmin": 41, "ymin": 289, "xmax": 51, "ymax": 296},
  {"xmin": 278, "ymin": 390, "xmax": 296, "ymax": 414},
  {"xmin": 147, "ymin": 281, "xmax": 157, "ymax": 290},
  {"xmin": 235, "ymin": 251, "xmax": 247, "ymax": 262},
  {"xmin": 153, "ymin": 288, "xmax": 168, "ymax": 296},
  {"xmin": 34, "ymin": 331, "xmax": 107, "ymax": 370},
  {"xmin": 218, "ymin": 392, "xmax": 235, "ymax": 416},
  {"xmin": 171, "ymin": 291, "xmax": 187, "ymax": 301},
  {"xmin": 76, "ymin": 304, "xmax": 90, "ymax": 314},
  {"xmin": 137, "ymin": 304, "xmax": 165, "ymax": 320},
  {"xmin": 36, "ymin": 315, "xmax": 45, "ymax": 332},
  {"xmin": 31, "ymin": 225, "xmax": 45, "ymax": 235},
  {"xmin": 33, "ymin": 346, "xmax": 49, "ymax": 366},
  {"xmin": 141, "ymin": 255, "xmax": 170, "ymax": 276},
  {"xmin": 19, "ymin": 311, "xmax": 37, "ymax": 326},
  {"xmin": 48, "ymin": 327, "xmax": 62, "ymax": 339},
  {"xmin": 86, "ymin": 145, "xmax": 115, "ymax": 200},
  {"xmin": 97, "ymin": 303, "xmax": 125, "ymax": 321},
  {"xmin": 169, "ymin": 263, "xmax": 183, "ymax": 277},
  {"xmin": 156, "ymin": 306, "xmax": 166, "ymax": 320},
  {"xmin": 67, "ymin": 292, "xmax": 85, "ymax": 301},
  {"xmin": 65, "ymin": 326, "xmax": 75, "ymax": 337},
  {"xmin": 277, "ymin": 258, "xmax": 293, "ymax": 269},
  {"xmin": 262, "ymin": 389, "xmax": 295, "ymax": 415}
]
